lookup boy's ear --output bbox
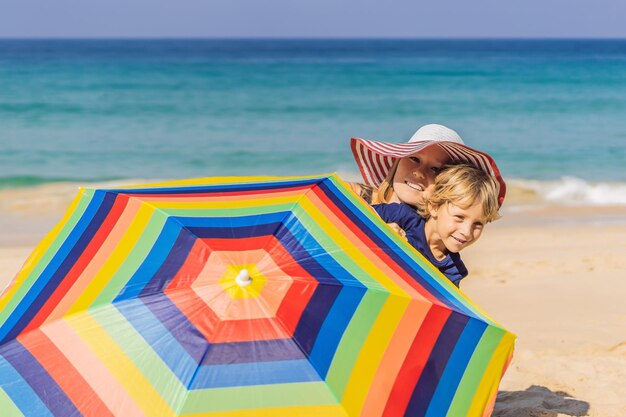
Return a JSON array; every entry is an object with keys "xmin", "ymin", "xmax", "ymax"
[{"xmin": 428, "ymin": 202, "xmax": 439, "ymax": 219}]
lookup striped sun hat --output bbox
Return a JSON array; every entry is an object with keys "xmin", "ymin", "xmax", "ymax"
[{"xmin": 350, "ymin": 124, "xmax": 506, "ymax": 206}]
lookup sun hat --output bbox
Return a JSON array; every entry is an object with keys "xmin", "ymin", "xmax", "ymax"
[{"xmin": 350, "ymin": 124, "xmax": 507, "ymax": 206}]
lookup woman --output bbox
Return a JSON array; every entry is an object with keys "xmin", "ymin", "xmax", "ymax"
[{"xmin": 348, "ymin": 124, "xmax": 506, "ymax": 207}]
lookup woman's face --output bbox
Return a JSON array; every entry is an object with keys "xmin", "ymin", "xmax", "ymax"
[{"xmin": 392, "ymin": 145, "xmax": 450, "ymax": 206}]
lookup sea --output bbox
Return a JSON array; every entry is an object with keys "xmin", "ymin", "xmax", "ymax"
[{"xmin": 1, "ymin": 39, "xmax": 626, "ymax": 206}]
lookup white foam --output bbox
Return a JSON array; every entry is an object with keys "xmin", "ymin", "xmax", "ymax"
[{"xmin": 509, "ymin": 177, "xmax": 626, "ymax": 206}]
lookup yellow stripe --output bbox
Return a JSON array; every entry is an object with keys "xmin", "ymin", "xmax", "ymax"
[
  {"xmin": 66, "ymin": 313, "xmax": 174, "ymax": 416},
  {"xmin": 466, "ymin": 332, "xmax": 516, "ymax": 417},
  {"xmin": 183, "ymin": 405, "xmax": 347, "ymax": 417},
  {"xmin": 341, "ymin": 294, "xmax": 409, "ymax": 415},
  {"xmin": 0, "ymin": 189, "xmax": 86, "ymax": 312},
  {"xmin": 67, "ymin": 202, "xmax": 155, "ymax": 315},
  {"xmin": 114, "ymin": 174, "xmax": 331, "ymax": 189},
  {"xmin": 299, "ymin": 197, "xmax": 408, "ymax": 295}
]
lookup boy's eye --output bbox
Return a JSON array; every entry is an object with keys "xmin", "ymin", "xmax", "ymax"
[
  {"xmin": 409, "ymin": 156, "xmax": 420, "ymax": 164},
  {"xmin": 432, "ymin": 166, "xmax": 443, "ymax": 174}
]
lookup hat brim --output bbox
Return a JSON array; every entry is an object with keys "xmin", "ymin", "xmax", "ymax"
[{"xmin": 350, "ymin": 137, "xmax": 507, "ymax": 206}]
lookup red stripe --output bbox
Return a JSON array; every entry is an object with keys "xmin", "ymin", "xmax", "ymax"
[
  {"xmin": 167, "ymin": 286, "xmax": 292, "ymax": 343},
  {"xmin": 166, "ymin": 239, "xmax": 213, "ymax": 291},
  {"xmin": 19, "ymin": 329, "xmax": 115, "ymax": 417},
  {"xmin": 267, "ymin": 237, "xmax": 318, "ymax": 334},
  {"xmin": 122, "ymin": 183, "xmax": 314, "ymax": 199},
  {"xmin": 351, "ymin": 138, "xmax": 374, "ymax": 185},
  {"xmin": 365, "ymin": 148, "xmax": 382, "ymax": 185},
  {"xmin": 311, "ymin": 186, "xmax": 440, "ymax": 303},
  {"xmin": 200, "ymin": 235, "xmax": 277, "ymax": 252},
  {"xmin": 167, "ymin": 235, "xmax": 316, "ymax": 340},
  {"xmin": 373, "ymin": 152, "xmax": 386, "ymax": 185},
  {"xmin": 23, "ymin": 194, "xmax": 129, "ymax": 333},
  {"xmin": 382, "ymin": 305, "xmax": 451, "ymax": 417}
]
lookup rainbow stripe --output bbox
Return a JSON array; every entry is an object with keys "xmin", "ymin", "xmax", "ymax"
[{"xmin": 0, "ymin": 174, "xmax": 514, "ymax": 417}]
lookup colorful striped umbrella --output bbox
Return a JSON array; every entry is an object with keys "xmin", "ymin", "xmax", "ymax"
[{"xmin": 0, "ymin": 174, "xmax": 514, "ymax": 417}]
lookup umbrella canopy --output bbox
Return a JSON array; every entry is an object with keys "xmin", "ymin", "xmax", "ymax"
[{"xmin": 0, "ymin": 174, "xmax": 514, "ymax": 417}]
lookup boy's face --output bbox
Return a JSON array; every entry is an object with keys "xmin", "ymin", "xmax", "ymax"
[{"xmin": 429, "ymin": 202, "xmax": 487, "ymax": 253}]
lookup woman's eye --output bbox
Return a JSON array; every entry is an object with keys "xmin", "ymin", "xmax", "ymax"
[{"xmin": 455, "ymin": 216, "xmax": 464, "ymax": 221}]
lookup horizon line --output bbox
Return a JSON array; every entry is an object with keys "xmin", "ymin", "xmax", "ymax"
[{"xmin": 1, "ymin": 36, "xmax": 626, "ymax": 41}]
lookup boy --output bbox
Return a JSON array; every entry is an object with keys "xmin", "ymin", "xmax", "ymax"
[{"xmin": 373, "ymin": 164, "xmax": 501, "ymax": 287}]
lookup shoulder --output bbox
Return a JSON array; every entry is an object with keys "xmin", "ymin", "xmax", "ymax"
[{"xmin": 445, "ymin": 252, "xmax": 468, "ymax": 286}]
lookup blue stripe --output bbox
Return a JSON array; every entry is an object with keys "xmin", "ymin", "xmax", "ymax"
[
  {"xmin": 0, "ymin": 341, "xmax": 80, "ymax": 417},
  {"xmin": 191, "ymin": 359, "xmax": 321, "ymax": 389},
  {"xmin": 405, "ymin": 312, "xmax": 470, "ymax": 417},
  {"xmin": 102, "ymin": 177, "xmax": 323, "ymax": 195},
  {"xmin": 117, "ymin": 297, "xmax": 313, "ymax": 389},
  {"xmin": 115, "ymin": 218, "xmax": 187, "ymax": 301},
  {"xmin": 318, "ymin": 179, "xmax": 473, "ymax": 315},
  {"xmin": 125, "ymin": 208, "xmax": 366, "ymax": 381},
  {"xmin": 0, "ymin": 355, "xmax": 54, "ymax": 417},
  {"xmin": 139, "ymin": 227, "xmax": 197, "ymax": 297},
  {"xmin": 118, "ymin": 212, "xmax": 291, "ymax": 301},
  {"xmin": 182, "ymin": 211, "xmax": 289, "ymax": 233},
  {"xmin": 424, "ymin": 318, "xmax": 488, "ymax": 417},
  {"xmin": 308, "ymin": 284, "xmax": 366, "ymax": 378},
  {"xmin": 115, "ymin": 299, "xmax": 202, "ymax": 382},
  {"xmin": 0, "ymin": 190, "xmax": 107, "ymax": 343}
]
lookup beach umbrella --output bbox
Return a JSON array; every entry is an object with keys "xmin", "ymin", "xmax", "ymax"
[{"xmin": 0, "ymin": 174, "xmax": 514, "ymax": 417}]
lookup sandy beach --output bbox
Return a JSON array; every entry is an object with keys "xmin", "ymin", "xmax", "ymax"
[{"xmin": 1, "ymin": 183, "xmax": 625, "ymax": 417}]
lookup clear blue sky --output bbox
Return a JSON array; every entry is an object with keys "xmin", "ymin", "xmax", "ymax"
[{"xmin": 2, "ymin": 0, "xmax": 626, "ymax": 38}]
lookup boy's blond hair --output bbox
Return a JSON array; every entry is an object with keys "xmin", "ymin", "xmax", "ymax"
[{"xmin": 417, "ymin": 164, "xmax": 501, "ymax": 223}]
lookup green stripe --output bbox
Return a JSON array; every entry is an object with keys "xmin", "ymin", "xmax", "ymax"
[
  {"xmin": 326, "ymin": 176, "xmax": 498, "ymax": 325},
  {"xmin": 0, "ymin": 189, "xmax": 93, "ymax": 325},
  {"xmin": 91, "ymin": 305, "xmax": 186, "ymax": 411},
  {"xmin": 445, "ymin": 326, "xmax": 506, "ymax": 416},
  {"xmin": 0, "ymin": 388, "xmax": 24, "ymax": 417},
  {"xmin": 92, "ymin": 211, "xmax": 168, "ymax": 306},
  {"xmin": 181, "ymin": 382, "xmax": 339, "ymax": 413},
  {"xmin": 161, "ymin": 203, "xmax": 296, "ymax": 217},
  {"xmin": 289, "ymin": 200, "xmax": 392, "ymax": 397},
  {"xmin": 93, "ymin": 202, "xmax": 297, "ymax": 306},
  {"xmin": 324, "ymin": 290, "xmax": 388, "ymax": 398}
]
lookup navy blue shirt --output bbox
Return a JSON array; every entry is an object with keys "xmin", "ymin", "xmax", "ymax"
[{"xmin": 373, "ymin": 203, "xmax": 468, "ymax": 287}]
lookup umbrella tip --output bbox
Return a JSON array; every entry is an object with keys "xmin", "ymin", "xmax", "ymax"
[{"xmin": 235, "ymin": 269, "xmax": 252, "ymax": 287}]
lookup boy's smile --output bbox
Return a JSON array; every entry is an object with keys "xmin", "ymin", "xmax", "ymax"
[{"xmin": 425, "ymin": 202, "xmax": 487, "ymax": 259}]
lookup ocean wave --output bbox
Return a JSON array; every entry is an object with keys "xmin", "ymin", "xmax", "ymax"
[
  {"xmin": 0, "ymin": 175, "xmax": 123, "ymax": 190},
  {"xmin": 508, "ymin": 177, "xmax": 626, "ymax": 206}
]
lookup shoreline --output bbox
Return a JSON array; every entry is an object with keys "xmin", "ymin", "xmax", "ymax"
[{"xmin": 1, "ymin": 181, "xmax": 625, "ymax": 416}]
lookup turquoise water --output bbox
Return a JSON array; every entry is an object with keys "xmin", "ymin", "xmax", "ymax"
[{"xmin": 1, "ymin": 39, "xmax": 625, "ymax": 195}]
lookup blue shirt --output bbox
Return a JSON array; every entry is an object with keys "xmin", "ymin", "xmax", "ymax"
[{"xmin": 373, "ymin": 203, "xmax": 468, "ymax": 287}]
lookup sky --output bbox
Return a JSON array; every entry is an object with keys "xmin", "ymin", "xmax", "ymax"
[{"xmin": 1, "ymin": 0, "xmax": 626, "ymax": 38}]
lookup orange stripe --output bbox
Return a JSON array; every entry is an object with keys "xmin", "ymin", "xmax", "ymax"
[
  {"xmin": 266, "ymin": 237, "xmax": 318, "ymax": 335},
  {"xmin": 41, "ymin": 318, "xmax": 145, "ymax": 417},
  {"xmin": 360, "ymin": 300, "xmax": 431, "ymax": 417},
  {"xmin": 44, "ymin": 197, "xmax": 143, "ymax": 324},
  {"xmin": 308, "ymin": 187, "xmax": 435, "ymax": 301},
  {"xmin": 382, "ymin": 305, "xmax": 451, "ymax": 417},
  {"xmin": 19, "ymin": 329, "xmax": 115, "ymax": 417},
  {"xmin": 26, "ymin": 195, "xmax": 129, "ymax": 332},
  {"xmin": 125, "ymin": 186, "xmax": 312, "ymax": 202}
]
